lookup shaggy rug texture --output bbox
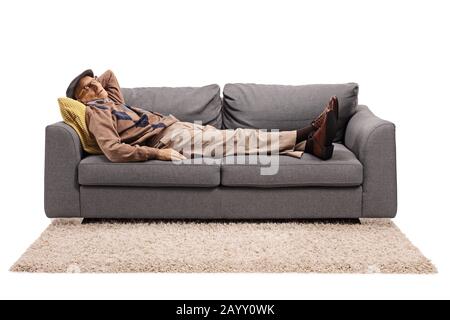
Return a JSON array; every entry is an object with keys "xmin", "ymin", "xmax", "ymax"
[{"xmin": 10, "ymin": 218, "xmax": 436, "ymax": 274}]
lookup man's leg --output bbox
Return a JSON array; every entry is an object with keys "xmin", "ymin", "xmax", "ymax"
[
  {"xmin": 151, "ymin": 94, "xmax": 339, "ymax": 160},
  {"xmin": 223, "ymin": 127, "xmax": 299, "ymax": 156},
  {"xmin": 194, "ymin": 125, "xmax": 306, "ymax": 158},
  {"xmin": 296, "ymin": 125, "xmax": 315, "ymax": 145},
  {"xmin": 151, "ymin": 121, "xmax": 302, "ymax": 158}
]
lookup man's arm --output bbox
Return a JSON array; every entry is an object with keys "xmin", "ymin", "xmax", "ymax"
[
  {"xmin": 86, "ymin": 106, "xmax": 158, "ymax": 162},
  {"xmin": 98, "ymin": 69, "xmax": 125, "ymax": 105}
]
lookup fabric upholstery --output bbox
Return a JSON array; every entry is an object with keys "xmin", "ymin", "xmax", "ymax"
[
  {"xmin": 45, "ymin": 122, "xmax": 84, "ymax": 218},
  {"xmin": 79, "ymin": 155, "xmax": 221, "ymax": 187},
  {"xmin": 121, "ymin": 84, "xmax": 222, "ymax": 128},
  {"xmin": 43, "ymin": 85, "xmax": 397, "ymax": 220},
  {"xmin": 222, "ymin": 83, "xmax": 359, "ymax": 141},
  {"xmin": 345, "ymin": 105, "xmax": 397, "ymax": 218},
  {"xmin": 58, "ymin": 97, "xmax": 102, "ymax": 154},
  {"xmin": 221, "ymin": 144, "xmax": 363, "ymax": 187},
  {"xmin": 80, "ymin": 186, "xmax": 362, "ymax": 219}
]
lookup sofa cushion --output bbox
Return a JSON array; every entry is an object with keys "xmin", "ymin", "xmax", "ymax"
[
  {"xmin": 58, "ymin": 97, "xmax": 102, "ymax": 155},
  {"xmin": 121, "ymin": 84, "xmax": 222, "ymax": 128},
  {"xmin": 220, "ymin": 143, "xmax": 363, "ymax": 187},
  {"xmin": 78, "ymin": 155, "xmax": 220, "ymax": 187},
  {"xmin": 222, "ymin": 83, "xmax": 359, "ymax": 141}
]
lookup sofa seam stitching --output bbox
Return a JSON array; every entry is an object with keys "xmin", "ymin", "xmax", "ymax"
[
  {"xmin": 220, "ymin": 184, "xmax": 362, "ymax": 187},
  {"xmin": 79, "ymin": 163, "xmax": 221, "ymax": 167},
  {"xmin": 79, "ymin": 184, "xmax": 219, "ymax": 187},
  {"xmin": 79, "ymin": 163, "xmax": 360, "ymax": 167},
  {"xmin": 221, "ymin": 164, "xmax": 361, "ymax": 167}
]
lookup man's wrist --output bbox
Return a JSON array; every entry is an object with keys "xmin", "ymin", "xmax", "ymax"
[{"xmin": 147, "ymin": 147, "xmax": 159, "ymax": 160}]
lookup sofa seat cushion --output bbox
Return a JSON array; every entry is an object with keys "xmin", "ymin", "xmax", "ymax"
[
  {"xmin": 78, "ymin": 155, "xmax": 220, "ymax": 187},
  {"xmin": 220, "ymin": 144, "xmax": 363, "ymax": 187}
]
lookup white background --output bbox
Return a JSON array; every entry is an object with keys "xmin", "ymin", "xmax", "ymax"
[{"xmin": 0, "ymin": 0, "xmax": 449, "ymax": 300}]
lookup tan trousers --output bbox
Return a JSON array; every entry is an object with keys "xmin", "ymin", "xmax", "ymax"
[{"xmin": 147, "ymin": 121, "xmax": 306, "ymax": 159}]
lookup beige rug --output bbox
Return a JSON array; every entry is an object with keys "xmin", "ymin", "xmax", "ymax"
[{"xmin": 10, "ymin": 218, "xmax": 436, "ymax": 274}]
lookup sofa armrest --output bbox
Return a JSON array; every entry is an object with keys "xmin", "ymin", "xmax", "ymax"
[
  {"xmin": 44, "ymin": 121, "xmax": 84, "ymax": 217},
  {"xmin": 344, "ymin": 105, "xmax": 397, "ymax": 218}
]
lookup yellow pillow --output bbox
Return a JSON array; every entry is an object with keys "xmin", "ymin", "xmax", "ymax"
[{"xmin": 58, "ymin": 97, "xmax": 103, "ymax": 154}]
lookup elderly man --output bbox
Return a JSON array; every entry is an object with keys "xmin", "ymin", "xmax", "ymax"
[{"xmin": 66, "ymin": 69, "xmax": 338, "ymax": 162}]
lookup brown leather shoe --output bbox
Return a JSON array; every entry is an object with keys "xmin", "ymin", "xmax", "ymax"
[
  {"xmin": 311, "ymin": 96, "xmax": 339, "ymax": 130},
  {"xmin": 305, "ymin": 98, "xmax": 339, "ymax": 160}
]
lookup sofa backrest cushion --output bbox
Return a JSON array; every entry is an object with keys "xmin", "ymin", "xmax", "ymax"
[
  {"xmin": 121, "ymin": 84, "xmax": 222, "ymax": 128},
  {"xmin": 222, "ymin": 83, "xmax": 359, "ymax": 141}
]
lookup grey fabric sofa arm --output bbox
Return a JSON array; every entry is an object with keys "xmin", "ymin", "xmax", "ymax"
[
  {"xmin": 344, "ymin": 105, "xmax": 397, "ymax": 218},
  {"xmin": 44, "ymin": 121, "xmax": 84, "ymax": 218}
]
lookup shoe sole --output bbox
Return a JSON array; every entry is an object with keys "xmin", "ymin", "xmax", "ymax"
[{"xmin": 325, "ymin": 106, "xmax": 337, "ymax": 146}]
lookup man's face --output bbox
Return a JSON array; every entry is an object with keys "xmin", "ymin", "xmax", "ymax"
[{"xmin": 75, "ymin": 75, "xmax": 108, "ymax": 102}]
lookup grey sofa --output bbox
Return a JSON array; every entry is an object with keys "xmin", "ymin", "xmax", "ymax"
[{"xmin": 45, "ymin": 83, "xmax": 397, "ymax": 219}]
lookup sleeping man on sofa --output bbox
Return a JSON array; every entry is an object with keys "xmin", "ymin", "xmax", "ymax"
[{"xmin": 65, "ymin": 69, "xmax": 339, "ymax": 163}]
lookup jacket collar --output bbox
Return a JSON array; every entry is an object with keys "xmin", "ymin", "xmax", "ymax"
[{"xmin": 86, "ymin": 98, "xmax": 113, "ymax": 105}]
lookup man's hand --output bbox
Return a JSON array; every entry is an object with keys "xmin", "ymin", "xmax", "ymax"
[{"xmin": 155, "ymin": 148, "xmax": 187, "ymax": 161}]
